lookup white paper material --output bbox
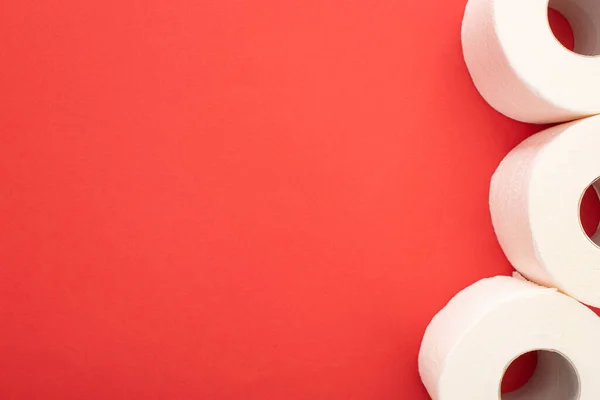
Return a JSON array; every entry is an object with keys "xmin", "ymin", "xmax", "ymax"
[
  {"xmin": 461, "ymin": 0, "xmax": 600, "ymax": 123},
  {"xmin": 490, "ymin": 115, "xmax": 600, "ymax": 307},
  {"xmin": 418, "ymin": 276, "xmax": 600, "ymax": 399}
]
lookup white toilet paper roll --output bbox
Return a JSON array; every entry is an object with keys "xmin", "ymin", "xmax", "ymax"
[
  {"xmin": 418, "ymin": 276, "xmax": 600, "ymax": 400},
  {"xmin": 490, "ymin": 115, "xmax": 600, "ymax": 306},
  {"xmin": 462, "ymin": 0, "xmax": 600, "ymax": 123}
]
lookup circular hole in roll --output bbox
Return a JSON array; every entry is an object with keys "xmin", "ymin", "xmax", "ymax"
[
  {"xmin": 548, "ymin": 0, "xmax": 600, "ymax": 56},
  {"xmin": 501, "ymin": 350, "xmax": 580, "ymax": 400},
  {"xmin": 548, "ymin": 7, "xmax": 575, "ymax": 51},
  {"xmin": 579, "ymin": 178, "xmax": 600, "ymax": 247},
  {"xmin": 500, "ymin": 351, "xmax": 537, "ymax": 394}
]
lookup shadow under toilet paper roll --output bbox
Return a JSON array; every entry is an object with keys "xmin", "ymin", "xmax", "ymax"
[
  {"xmin": 462, "ymin": 0, "xmax": 600, "ymax": 123},
  {"xmin": 418, "ymin": 276, "xmax": 600, "ymax": 399},
  {"xmin": 490, "ymin": 115, "xmax": 600, "ymax": 307}
]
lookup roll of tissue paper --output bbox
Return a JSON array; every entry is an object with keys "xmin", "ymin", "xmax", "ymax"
[
  {"xmin": 490, "ymin": 115, "xmax": 600, "ymax": 307},
  {"xmin": 462, "ymin": 0, "xmax": 600, "ymax": 123},
  {"xmin": 418, "ymin": 276, "xmax": 600, "ymax": 399}
]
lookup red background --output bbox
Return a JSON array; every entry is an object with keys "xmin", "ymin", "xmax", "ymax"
[{"xmin": 0, "ymin": 1, "xmax": 594, "ymax": 399}]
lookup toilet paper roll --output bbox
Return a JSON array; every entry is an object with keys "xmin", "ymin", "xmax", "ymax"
[
  {"xmin": 418, "ymin": 276, "xmax": 600, "ymax": 399},
  {"xmin": 490, "ymin": 115, "xmax": 600, "ymax": 307},
  {"xmin": 462, "ymin": 0, "xmax": 600, "ymax": 123}
]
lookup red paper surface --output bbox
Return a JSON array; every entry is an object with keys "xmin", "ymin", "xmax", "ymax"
[{"xmin": 0, "ymin": 1, "xmax": 596, "ymax": 399}]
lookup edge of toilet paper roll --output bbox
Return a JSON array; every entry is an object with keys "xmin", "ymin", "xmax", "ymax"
[
  {"xmin": 511, "ymin": 271, "xmax": 550, "ymax": 290},
  {"xmin": 512, "ymin": 271, "xmax": 529, "ymax": 282},
  {"xmin": 460, "ymin": 0, "xmax": 553, "ymax": 124},
  {"xmin": 489, "ymin": 122, "xmax": 574, "ymax": 290},
  {"xmin": 418, "ymin": 276, "xmax": 556, "ymax": 398}
]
